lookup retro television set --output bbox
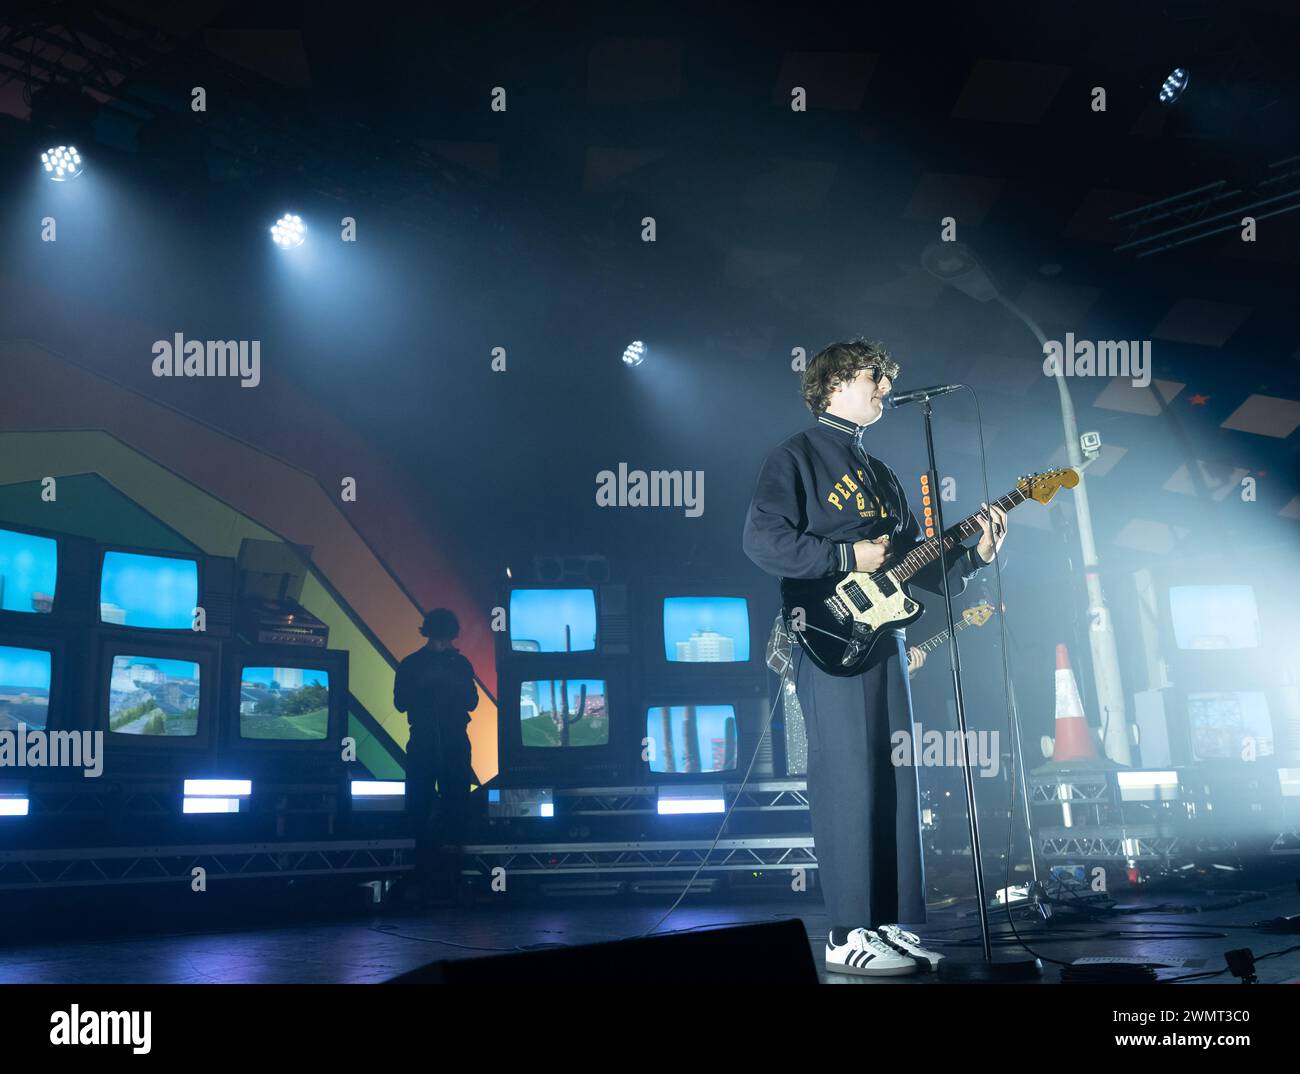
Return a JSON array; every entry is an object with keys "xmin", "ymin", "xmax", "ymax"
[
  {"xmin": 223, "ymin": 645, "xmax": 349, "ymax": 754},
  {"xmin": 95, "ymin": 632, "xmax": 221, "ymax": 754},
  {"xmin": 496, "ymin": 666, "xmax": 631, "ymax": 786},
  {"xmin": 1167, "ymin": 584, "xmax": 1261, "ymax": 652},
  {"xmin": 503, "ymin": 582, "xmax": 633, "ymax": 659},
  {"xmin": 97, "ymin": 546, "xmax": 237, "ymax": 638},
  {"xmin": 640, "ymin": 695, "xmax": 773, "ymax": 785},
  {"xmin": 0, "ymin": 633, "xmax": 68, "ymax": 735},
  {"xmin": 642, "ymin": 579, "xmax": 768, "ymax": 687},
  {"xmin": 0, "ymin": 523, "xmax": 66, "ymax": 620}
]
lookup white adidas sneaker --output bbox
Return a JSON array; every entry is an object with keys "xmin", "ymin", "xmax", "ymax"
[
  {"xmin": 876, "ymin": 924, "xmax": 943, "ymax": 971},
  {"xmin": 825, "ymin": 927, "xmax": 919, "ymax": 977}
]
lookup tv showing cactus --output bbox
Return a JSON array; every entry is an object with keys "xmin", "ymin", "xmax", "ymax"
[
  {"xmin": 645, "ymin": 704, "xmax": 738, "ymax": 774},
  {"xmin": 509, "ymin": 588, "xmax": 597, "ymax": 653},
  {"xmin": 662, "ymin": 596, "xmax": 750, "ymax": 662},
  {"xmin": 520, "ymin": 678, "xmax": 608, "ymax": 747}
]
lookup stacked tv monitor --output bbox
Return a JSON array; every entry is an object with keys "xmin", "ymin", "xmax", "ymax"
[
  {"xmin": 1154, "ymin": 571, "xmax": 1282, "ymax": 765},
  {"xmin": 499, "ymin": 584, "xmax": 627, "ymax": 784},
  {"xmin": 90, "ymin": 546, "xmax": 220, "ymax": 766},
  {"xmin": 0, "ymin": 525, "xmax": 78, "ymax": 753},
  {"xmin": 641, "ymin": 582, "xmax": 770, "ymax": 786},
  {"xmin": 496, "ymin": 575, "xmax": 771, "ymax": 788},
  {"xmin": 1, "ymin": 521, "xmax": 348, "ymax": 786}
]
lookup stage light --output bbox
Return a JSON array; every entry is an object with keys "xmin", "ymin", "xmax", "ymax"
[
  {"xmin": 1117, "ymin": 769, "xmax": 1180, "ymax": 802},
  {"xmin": 351, "ymin": 780, "xmax": 405, "ymax": 797},
  {"xmin": 657, "ymin": 785, "xmax": 725, "ymax": 815},
  {"xmin": 1159, "ymin": 67, "xmax": 1189, "ymax": 104},
  {"xmin": 270, "ymin": 213, "xmax": 306, "ymax": 248},
  {"xmin": 622, "ymin": 340, "xmax": 646, "ymax": 366},
  {"xmin": 41, "ymin": 145, "xmax": 83, "ymax": 182},
  {"xmin": 0, "ymin": 781, "xmax": 30, "ymax": 817},
  {"xmin": 183, "ymin": 797, "xmax": 240, "ymax": 814},
  {"xmin": 351, "ymin": 780, "xmax": 405, "ymax": 812},
  {"xmin": 184, "ymin": 778, "xmax": 252, "ymax": 797}
]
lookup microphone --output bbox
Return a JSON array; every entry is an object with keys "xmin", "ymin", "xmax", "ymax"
[{"xmin": 884, "ymin": 383, "xmax": 962, "ymax": 409}]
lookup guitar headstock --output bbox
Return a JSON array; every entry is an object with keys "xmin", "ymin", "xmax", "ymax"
[
  {"xmin": 961, "ymin": 601, "xmax": 995, "ymax": 627},
  {"xmin": 1016, "ymin": 467, "xmax": 1079, "ymax": 505}
]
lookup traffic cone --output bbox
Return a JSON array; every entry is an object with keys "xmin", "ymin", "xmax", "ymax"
[{"xmin": 1051, "ymin": 644, "xmax": 1099, "ymax": 763}]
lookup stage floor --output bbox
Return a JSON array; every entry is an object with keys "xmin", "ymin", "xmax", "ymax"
[{"xmin": 2, "ymin": 879, "xmax": 1298, "ymax": 984}]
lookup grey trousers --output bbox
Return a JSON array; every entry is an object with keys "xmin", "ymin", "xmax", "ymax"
[{"xmin": 795, "ymin": 632, "xmax": 927, "ymax": 929}]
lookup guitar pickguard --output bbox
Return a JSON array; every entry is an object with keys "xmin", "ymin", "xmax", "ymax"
[{"xmin": 830, "ymin": 569, "xmax": 917, "ymax": 634}]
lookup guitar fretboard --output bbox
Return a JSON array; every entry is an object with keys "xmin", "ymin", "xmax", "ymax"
[
  {"xmin": 916, "ymin": 609, "xmax": 992, "ymax": 654},
  {"xmin": 891, "ymin": 485, "xmax": 1028, "ymax": 584}
]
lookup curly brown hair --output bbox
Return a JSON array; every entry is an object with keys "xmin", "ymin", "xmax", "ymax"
[{"xmin": 800, "ymin": 338, "xmax": 900, "ymax": 415}]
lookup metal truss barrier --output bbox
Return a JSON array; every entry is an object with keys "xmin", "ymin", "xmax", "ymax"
[
  {"xmin": 552, "ymin": 780, "xmax": 810, "ymax": 816},
  {"xmin": 460, "ymin": 836, "xmax": 817, "ymax": 878},
  {"xmin": 0, "ymin": 840, "xmax": 411, "ymax": 892}
]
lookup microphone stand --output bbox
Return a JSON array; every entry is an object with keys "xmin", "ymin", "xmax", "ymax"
[{"xmin": 917, "ymin": 397, "xmax": 1041, "ymax": 981}]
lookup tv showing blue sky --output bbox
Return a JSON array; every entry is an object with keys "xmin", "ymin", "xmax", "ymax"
[
  {"xmin": 510, "ymin": 588, "xmax": 597, "ymax": 652},
  {"xmin": 239, "ymin": 666, "xmax": 330, "ymax": 740},
  {"xmin": 1170, "ymin": 585, "xmax": 1260, "ymax": 650},
  {"xmin": 663, "ymin": 596, "xmax": 749, "ymax": 662},
  {"xmin": 109, "ymin": 655, "xmax": 201, "ymax": 736},
  {"xmin": 0, "ymin": 527, "xmax": 58, "ymax": 614},
  {"xmin": 100, "ymin": 551, "xmax": 199, "ymax": 630},
  {"xmin": 646, "ymin": 704, "xmax": 737, "ymax": 773},
  {"xmin": 0, "ymin": 645, "xmax": 52, "ymax": 731}
]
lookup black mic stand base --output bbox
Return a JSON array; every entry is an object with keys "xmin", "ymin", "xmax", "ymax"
[{"xmin": 938, "ymin": 954, "xmax": 1043, "ymax": 982}]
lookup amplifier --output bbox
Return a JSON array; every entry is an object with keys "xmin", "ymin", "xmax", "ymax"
[{"xmin": 238, "ymin": 598, "xmax": 329, "ymax": 648}]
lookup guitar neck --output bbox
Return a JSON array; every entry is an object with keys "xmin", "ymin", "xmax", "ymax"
[
  {"xmin": 891, "ymin": 484, "xmax": 1027, "ymax": 584},
  {"xmin": 915, "ymin": 614, "xmax": 977, "ymax": 655}
]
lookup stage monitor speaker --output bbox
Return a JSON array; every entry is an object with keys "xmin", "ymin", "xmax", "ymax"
[{"xmin": 384, "ymin": 918, "xmax": 817, "ymax": 984}]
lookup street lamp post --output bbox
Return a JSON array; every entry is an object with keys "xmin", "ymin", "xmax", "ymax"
[{"xmin": 922, "ymin": 243, "xmax": 1132, "ymax": 765}]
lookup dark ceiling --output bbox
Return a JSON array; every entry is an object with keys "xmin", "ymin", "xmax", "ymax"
[{"xmin": 2, "ymin": 1, "xmax": 1298, "ymax": 605}]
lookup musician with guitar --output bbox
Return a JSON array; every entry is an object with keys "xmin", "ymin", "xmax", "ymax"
[{"xmin": 743, "ymin": 338, "xmax": 1011, "ymax": 977}]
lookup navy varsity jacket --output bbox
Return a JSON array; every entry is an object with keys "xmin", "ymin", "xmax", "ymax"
[{"xmin": 743, "ymin": 411, "xmax": 987, "ymax": 594}]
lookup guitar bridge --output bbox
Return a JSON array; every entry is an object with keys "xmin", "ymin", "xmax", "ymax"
[{"xmin": 825, "ymin": 593, "xmax": 851, "ymax": 624}]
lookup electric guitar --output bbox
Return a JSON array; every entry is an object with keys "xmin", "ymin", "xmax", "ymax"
[
  {"xmin": 908, "ymin": 601, "xmax": 995, "ymax": 677},
  {"xmin": 780, "ymin": 468, "xmax": 1077, "ymax": 677}
]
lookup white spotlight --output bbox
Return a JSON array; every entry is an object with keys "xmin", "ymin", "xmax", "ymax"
[
  {"xmin": 622, "ymin": 340, "xmax": 646, "ymax": 366},
  {"xmin": 41, "ymin": 145, "xmax": 83, "ymax": 182},
  {"xmin": 270, "ymin": 213, "xmax": 306, "ymax": 248},
  {"xmin": 1158, "ymin": 67, "xmax": 1189, "ymax": 104}
]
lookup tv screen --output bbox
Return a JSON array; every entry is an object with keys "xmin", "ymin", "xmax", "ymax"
[
  {"xmin": 1188, "ymin": 691, "xmax": 1274, "ymax": 761},
  {"xmin": 1169, "ymin": 585, "xmax": 1261, "ymax": 650},
  {"xmin": 0, "ymin": 528, "xmax": 58, "ymax": 615},
  {"xmin": 100, "ymin": 551, "xmax": 199, "ymax": 630},
  {"xmin": 509, "ymin": 589, "xmax": 597, "ymax": 653},
  {"xmin": 646, "ymin": 704, "xmax": 738, "ymax": 774},
  {"xmin": 109, "ymin": 655, "xmax": 200, "ymax": 736},
  {"xmin": 238, "ymin": 666, "xmax": 330, "ymax": 740},
  {"xmin": 520, "ymin": 678, "xmax": 608, "ymax": 747},
  {"xmin": 0, "ymin": 645, "xmax": 52, "ymax": 731},
  {"xmin": 663, "ymin": 596, "xmax": 750, "ymax": 662}
]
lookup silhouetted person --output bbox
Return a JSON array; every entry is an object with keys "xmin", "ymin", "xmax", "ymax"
[{"xmin": 394, "ymin": 608, "xmax": 479, "ymax": 902}]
